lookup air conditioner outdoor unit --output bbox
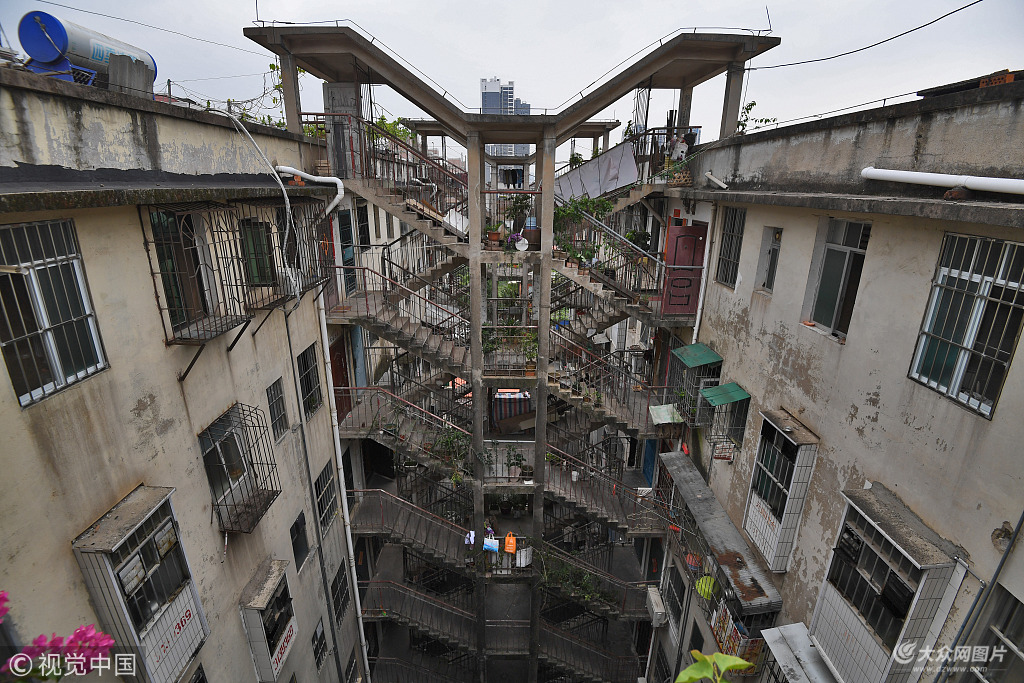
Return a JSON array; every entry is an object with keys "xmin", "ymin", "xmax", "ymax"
[{"xmin": 647, "ymin": 585, "xmax": 668, "ymax": 627}]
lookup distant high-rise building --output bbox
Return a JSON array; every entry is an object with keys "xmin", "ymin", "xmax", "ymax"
[{"xmin": 480, "ymin": 77, "xmax": 531, "ymax": 159}]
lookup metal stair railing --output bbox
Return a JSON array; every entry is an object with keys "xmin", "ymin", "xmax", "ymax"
[
  {"xmin": 369, "ymin": 657, "xmax": 474, "ymax": 683},
  {"xmin": 360, "ymin": 580, "xmax": 476, "ymax": 644},
  {"xmin": 380, "ymin": 229, "xmax": 466, "ymax": 296},
  {"xmin": 540, "ymin": 620, "xmax": 643, "ymax": 683},
  {"xmin": 535, "ymin": 540, "xmax": 651, "ymax": 618},
  {"xmin": 303, "ymin": 112, "xmax": 469, "ymax": 241},
  {"xmin": 350, "ymin": 491, "xmax": 469, "ymax": 567}
]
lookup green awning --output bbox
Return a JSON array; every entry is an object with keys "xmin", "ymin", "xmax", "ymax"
[
  {"xmin": 672, "ymin": 343, "xmax": 723, "ymax": 369},
  {"xmin": 699, "ymin": 382, "xmax": 750, "ymax": 406}
]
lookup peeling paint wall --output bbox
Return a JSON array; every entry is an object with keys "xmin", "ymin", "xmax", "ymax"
[{"xmin": 695, "ymin": 201, "xmax": 1024, "ymax": 639}]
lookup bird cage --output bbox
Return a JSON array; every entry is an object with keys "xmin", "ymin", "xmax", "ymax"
[
  {"xmin": 699, "ymin": 382, "xmax": 751, "ymax": 461},
  {"xmin": 669, "ymin": 344, "xmax": 723, "ymax": 427}
]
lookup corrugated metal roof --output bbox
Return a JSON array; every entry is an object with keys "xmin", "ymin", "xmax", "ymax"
[
  {"xmin": 672, "ymin": 343, "xmax": 723, "ymax": 369},
  {"xmin": 700, "ymin": 381, "xmax": 750, "ymax": 406},
  {"xmin": 660, "ymin": 451, "xmax": 783, "ymax": 615}
]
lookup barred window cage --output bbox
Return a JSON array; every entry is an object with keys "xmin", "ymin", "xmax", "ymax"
[
  {"xmin": 145, "ymin": 197, "xmax": 331, "ymax": 343},
  {"xmin": 710, "ymin": 599, "xmax": 770, "ymax": 676},
  {"xmin": 669, "ymin": 344, "xmax": 722, "ymax": 427},
  {"xmin": 699, "ymin": 382, "xmax": 751, "ymax": 451},
  {"xmin": 146, "ymin": 203, "xmax": 251, "ymax": 344},
  {"xmin": 198, "ymin": 403, "xmax": 281, "ymax": 533}
]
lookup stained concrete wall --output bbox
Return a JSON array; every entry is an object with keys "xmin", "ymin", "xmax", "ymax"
[
  {"xmin": 686, "ymin": 81, "xmax": 1024, "ymax": 196},
  {"xmin": 0, "ymin": 69, "xmax": 307, "ymax": 175},
  {"xmin": 692, "ymin": 199, "xmax": 1024, "ymax": 646}
]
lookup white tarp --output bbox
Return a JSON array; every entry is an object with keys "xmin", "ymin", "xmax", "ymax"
[{"xmin": 554, "ymin": 143, "xmax": 639, "ymax": 199}]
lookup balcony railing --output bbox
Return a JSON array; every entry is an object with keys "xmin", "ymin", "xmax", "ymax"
[
  {"xmin": 536, "ymin": 540, "xmax": 650, "ymax": 618},
  {"xmin": 302, "ymin": 112, "xmax": 469, "ymax": 241}
]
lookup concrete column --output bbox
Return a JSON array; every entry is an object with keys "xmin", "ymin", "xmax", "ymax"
[
  {"xmin": 279, "ymin": 54, "xmax": 303, "ymax": 135},
  {"xmin": 528, "ymin": 127, "xmax": 556, "ymax": 683},
  {"xmin": 677, "ymin": 85, "xmax": 694, "ymax": 128},
  {"xmin": 719, "ymin": 62, "xmax": 745, "ymax": 139},
  {"xmin": 420, "ymin": 133, "xmax": 428, "ymax": 157},
  {"xmin": 466, "ymin": 132, "xmax": 488, "ymax": 680},
  {"xmin": 602, "ymin": 130, "xmax": 610, "ymax": 153}
]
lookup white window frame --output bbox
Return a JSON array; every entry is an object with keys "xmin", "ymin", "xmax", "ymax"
[
  {"xmin": 0, "ymin": 219, "xmax": 106, "ymax": 406},
  {"xmin": 909, "ymin": 234, "xmax": 1024, "ymax": 417},
  {"xmin": 201, "ymin": 418, "xmax": 252, "ymax": 508},
  {"xmin": 756, "ymin": 227, "xmax": 783, "ymax": 293},
  {"xmin": 805, "ymin": 218, "xmax": 871, "ymax": 338}
]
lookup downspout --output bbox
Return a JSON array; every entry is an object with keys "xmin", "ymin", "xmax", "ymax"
[
  {"xmin": 934, "ymin": 507, "xmax": 1024, "ymax": 682},
  {"xmin": 282, "ymin": 301, "xmax": 347, "ymax": 683},
  {"xmin": 861, "ymin": 167, "xmax": 1024, "ymax": 195},
  {"xmin": 316, "ymin": 288, "xmax": 373, "ymax": 683}
]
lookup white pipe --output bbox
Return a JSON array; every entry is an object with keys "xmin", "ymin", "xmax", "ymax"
[
  {"xmin": 274, "ymin": 165, "xmax": 346, "ymax": 214},
  {"xmin": 316, "ymin": 293, "xmax": 372, "ymax": 683},
  {"xmin": 861, "ymin": 166, "xmax": 1024, "ymax": 195}
]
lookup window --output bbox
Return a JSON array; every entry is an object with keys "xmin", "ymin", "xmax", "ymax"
[
  {"xmin": 689, "ymin": 621, "xmax": 705, "ymax": 654},
  {"xmin": 110, "ymin": 500, "xmax": 191, "ymax": 632},
  {"xmin": 297, "ymin": 343, "xmax": 323, "ymax": 418},
  {"xmin": 651, "ymin": 642, "xmax": 672, "ymax": 683},
  {"xmin": 199, "ymin": 403, "xmax": 282, "ymax": 533},
  {"xmin": 958, "ymin": 584, "xmax": 1024, "ymax": 682},
  {"xmin": 239, "ymin": 219, "xmax": 276, "ymax": 286},
  {"xmin": 743, "ymin": 412, "xmax": 819, "ymax": 572},
  {"xmin": 188, "ymin": 665, "xmax": 208, "ymax": 683},
  {"xmin": 715, "ymin": 207, "xmax": 746, "ymax": 287},
  {"xmin": 757, "ymin": 227, "xmax": 782, "ymax": 292},
  {"xmin": 315, "ymin": 462, "xmax": 339, "ymax": 532},
  {"xmin": 267, "ymin": 378, "xmax": 288, "ymax": 439},
  {"xmin": 312, "ymin": 619, "xmax": 327, "ymax": 670},
  {"xmin": 910, "ymin": 234, "xmax": 1024, "ymax": 417},
  {"xmin": 331, "ymin": 565, "xmax": 351, "ymax": 624},
  {"xmin": 664, "ymin": 564, "xmax": 685, "ymax": 630},
  {"xmin": 291, "ymin": 512, "xmax": 310, "ymax": 569},
  {"xmin": 356, "ymin": 202, "xmax": 371, "ymax": 250},
  {"xmin": 809, "ymin": 219, "xmax": 870, "ymax": 337},
  {"xmin": 0, "ymin": 219, "xmax": 106, "ymax": 406},
  {"xmin": 825, "ymin": 507, "xmax": 921, "ymax": 651},
  {"xmin": 262, "ymin": 576, "xmax": 295, "ymax": 656},
  {"xmin": 345, "ymin": 651, "xmax": 358, "ymax": 683}
]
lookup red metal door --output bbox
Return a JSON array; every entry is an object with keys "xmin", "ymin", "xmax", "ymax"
[
  {"xmin": 661, "ymin": 218, "xmax": 707, "ymax": 316},
  {"xmin": 330, "ymin": 337, "xmax": 352, "ymax": 419}
]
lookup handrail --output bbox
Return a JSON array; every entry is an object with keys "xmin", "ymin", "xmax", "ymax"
[
  {"xmin": 350, "ymin": 488, "xmax": 470, "ymax": 535},
  {"xmin": 338, "ymin": 386, "xmax": 471, "ymax": 437}
]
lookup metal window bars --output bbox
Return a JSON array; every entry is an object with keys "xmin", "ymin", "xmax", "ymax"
[
  {"xmin": 0, "ymin": 218, "xmax": 107, "ymax": 406},
  {"xmin": 144, "ymin": 198, "xmax": 331, "ymax": 344},
  {"xmin": 699, "ymin": 382, "xmax": 751, "ymax": 455},
  {"xmin": 667, "ymin": 343, "xmax": 723, "ymax": 427},
  {"xmin": 197, "ymin": 402, "xmax": 282, "ymax": 533}
]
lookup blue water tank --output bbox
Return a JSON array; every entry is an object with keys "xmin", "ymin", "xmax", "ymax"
[{"xmin": 18, "ymin": 11, "xmax": 157, "ymax": 80}]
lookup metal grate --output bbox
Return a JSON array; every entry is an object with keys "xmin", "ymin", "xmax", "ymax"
[
  {"xmin": 297, "ymin": 343, "xmax": 323, "ymax": 418},
  {"xmin": 331, "ymin": 565, "xmax": 350, "ymax": 625},
  {"xmin": 0, "ymin": 219, "xmax": 107, "ymax": 406},
  {"xmin": 267, "ymin": 377, "xmax": 288, "ymax": 439},
  {"xmin": 315, "ymin": 460, "xmax": 338, "ymax": 531},
  {"xmin": 715, "ymin": 207, "xmax": 746, "ymax": 287},
  {"xmin": 198, "ymin": 403, "xmax": 282, "ymax": 533}
]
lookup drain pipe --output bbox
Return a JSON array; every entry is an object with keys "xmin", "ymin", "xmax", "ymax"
[
  {"xmin": 934, "ymin": 507, "xmax": 1024, "ymax": 682},
  {"xmin": 317, "ymin": 290, "xmax": 373, "ymax": 683},
  {"xmin": 274, "ymin": 165, "xmax": 346, "ymax": 215},
  {"xmin": 282, "ymin": 303, "xmax": 348, "ymax": 683},
  {"xmin": 861, "ymin": 167, "xmax": 1024, "ymax": 195}
]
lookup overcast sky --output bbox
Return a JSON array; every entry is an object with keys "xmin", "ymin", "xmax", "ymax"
[{"xmin": 2, "ymin": 0, "xmax": 1022, "ymax": 159}]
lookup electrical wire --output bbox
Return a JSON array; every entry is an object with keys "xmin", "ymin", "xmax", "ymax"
[
  {"xmin": 174, "ymin": 72, "xmax": 268, "ymax": 82},
  {"xmin": 35, "ymin": 0, "xmax": 267, "ymax": 56},
  {"xmin": 749, "ymin": 0, "xmax": 985, "ymax": 70}
]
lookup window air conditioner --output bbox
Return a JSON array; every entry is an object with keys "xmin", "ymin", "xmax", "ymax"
[{"xmin": 647, "ymin": 585, "xmax": 668, "ymax": 627}]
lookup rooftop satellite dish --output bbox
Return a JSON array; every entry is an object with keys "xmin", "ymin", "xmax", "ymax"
[{"xmin": 515, "ymin": 237, "xmax": 529, "ymax": 251}]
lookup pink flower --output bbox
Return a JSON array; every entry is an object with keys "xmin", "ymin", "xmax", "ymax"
[{"xmin": 0, "ymin": 591, "xmax": 8, "ymax": 622}]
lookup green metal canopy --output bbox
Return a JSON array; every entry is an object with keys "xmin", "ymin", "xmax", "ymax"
[
  {"xmin": 699, "ymin": 382, "xmax": 750, "ymax": 406},
  {"xmin": 672, "ymin": 343, "xmax": 723, "ymax": 369}
]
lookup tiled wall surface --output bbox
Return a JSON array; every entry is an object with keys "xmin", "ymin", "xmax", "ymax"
[{"xmin": 811, "ymin": 582, "xmax": 889, "ymax": 683}]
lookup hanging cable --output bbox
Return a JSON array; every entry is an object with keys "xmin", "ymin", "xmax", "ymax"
[{"xmin": 750, "ymin": 0, "xmax": 985, "ymax": 70}]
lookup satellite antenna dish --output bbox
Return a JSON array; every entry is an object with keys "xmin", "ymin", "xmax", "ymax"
[{"xmin": 515, "ymin": 237, "xmax": 529, "ymax": 251}]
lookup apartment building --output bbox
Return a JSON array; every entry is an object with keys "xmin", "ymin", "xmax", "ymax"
[{"xmin": 0, "ymin": 66, "xmax": 366, "ymax": 683}]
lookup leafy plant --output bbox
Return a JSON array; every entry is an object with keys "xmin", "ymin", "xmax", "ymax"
[
  {"xmin": 568, "ymin": 151, "xmax": 584, "ymax": 168},
  {"xmin": 675, "ymin": 651, "xmax": 753, "ymax": 682},
  {"xmin": 505, "ymin": 443, "xmax": 525, "ymax": 470},
  {"xmin": 625, "ymin": 229, "xmax": 652, "ymax": 252},
  {"xmin": 522, "ymin": 330, "xmax": 539, "ymax": 363},
  {"xmin": 503, "ymin": 193, "xmax": 533, "ymax": 231},
  {"xmin": 374, "ymin": 115, "xmax": 415, "ymax": 142},
  {"xmin": 735, "ymin": 101, "xmax": 776, "ymax": 134}
]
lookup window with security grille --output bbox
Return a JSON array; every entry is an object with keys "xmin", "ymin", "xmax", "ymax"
[
  {"xmin": 261, "ymin": 576, "xmax": 295, "ymax": 655},
  {"xmin": 0, "ymin": 219, "xmax": 107, "ymax": 406},
  {"xmin": 315, "ymin": 461, "xmax": 338, "ymax": 532},
  {"xmin": 664, "ymin": 564, "xmax": 685, "ymax": 631},
  {"xmin": 956, "ymin": 584, "xmax": 1024, "ymax": 682},
  {"xmin": 346, "ymin": 650, "xmax": 358, "ymax": 683},
  {"xmin": 312, "ymin": 619, "xmax": 327, "ymax": 670},
  {"xmin": 267, "ymin": 378, "xmax": 288, "ymax": 439},
  {"xmin": 111, "ymin": 501, "xmax": 190, "ymax": 632},
  {"xmin": 825, "ymin": 507, "xmax": 921, "ymax": 651},
  {"xmin": 291, "ymin": 511, "xmax": 309, "ymax": 569},
  {"xmin": 715, "ymin": 207, "xmax": 746, "ymax": 287},
  {"xmin": 297, "ymin": 343, "xmax": 323, "ymax": 418},
  {"xmin": 810, "ymin": 219, "xmax": 870, "ymax": 337},
  {"xmin": 239, "ymin": 219, "xmax": 276, "ymax": 286},
  {"xmin": 331, "ymin": 565, "xmax": 350, "ymax": 624},
  {"xmin": 910, "ymin": 234, "xmax": 1024, "ymax": 417},
  {"xmin": 198, "ymin": 403, "xmax": 282, "ymax": 533},
  {"xmin": 743, "ymin": 412, "xmax": 819, "ymax": 572},
  {"xmin": 651, "ymin": 642, "xmax": 673, "ymax": 683}
]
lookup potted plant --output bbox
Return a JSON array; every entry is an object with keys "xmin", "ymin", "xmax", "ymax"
[
  {"xmin": 487, "ymin": 224, "xmax": 503, "ymax": 243},
  {"xmin": 505, "ymin": 442, "xmax": 525, "ymax": 480},
  {"xmin": 594, "ymin": 391, "xmax": 603, "ymax": 408},
  {"xmin": 498, "ymin": 492, "xmax": 514, "ymax": 516},
  {"xmin": 523, "ymin": 331, "xmax": 538, "ymax": 374}
]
